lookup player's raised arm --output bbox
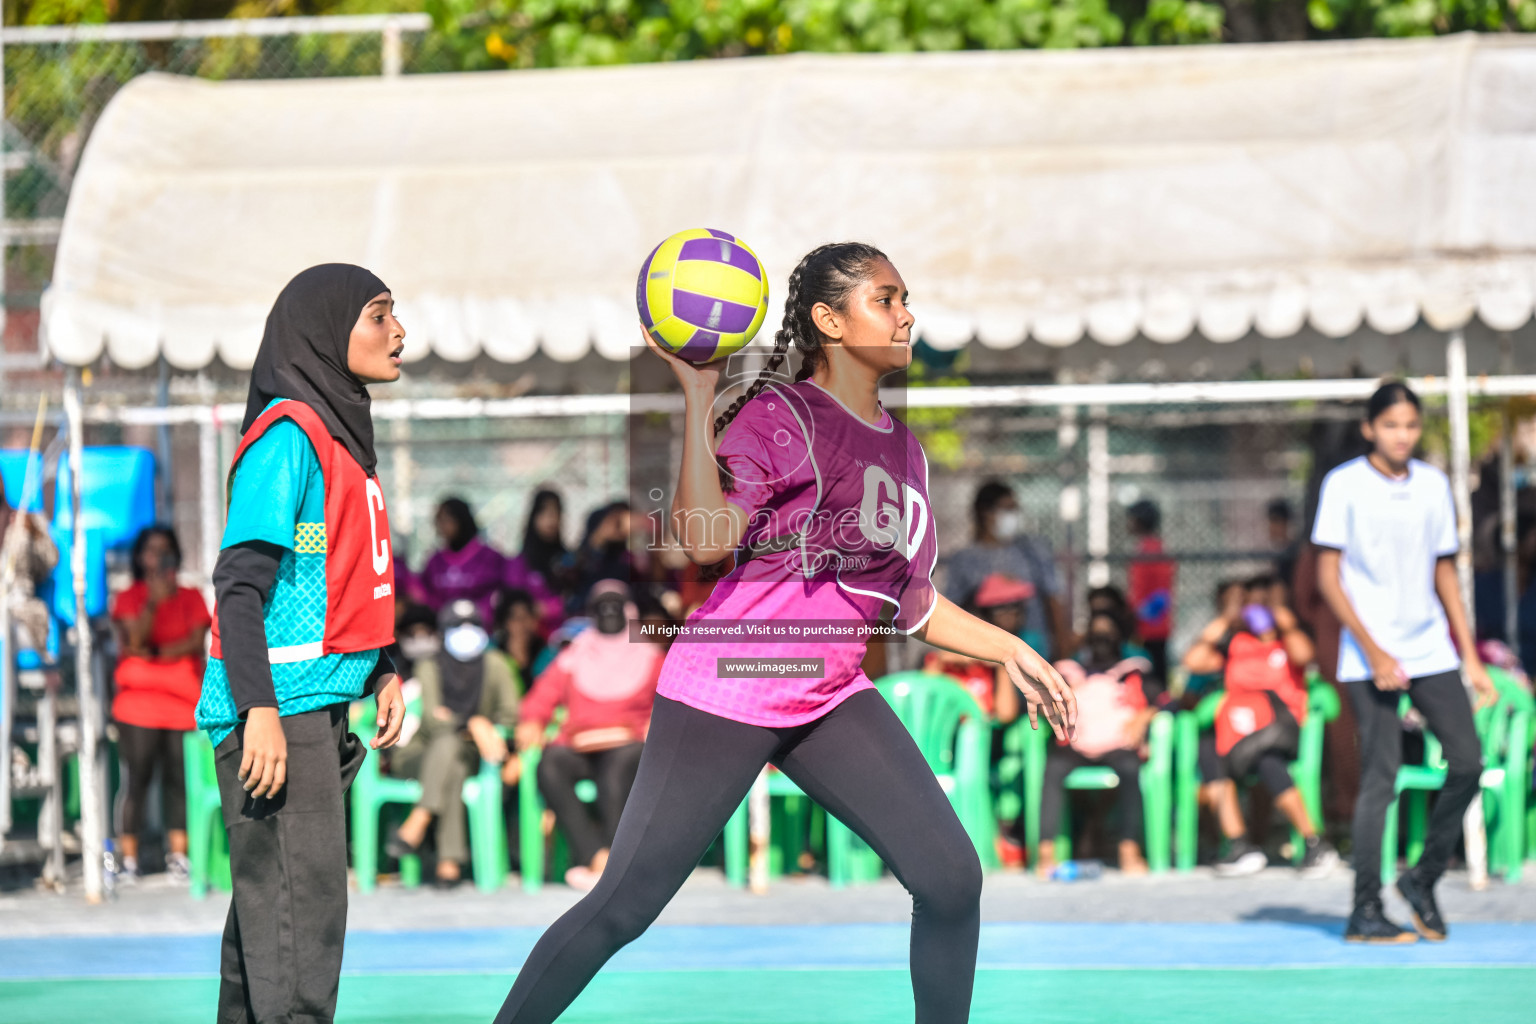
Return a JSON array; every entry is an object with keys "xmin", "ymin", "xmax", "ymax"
[
  {"xmin": 639, "ymin": 327, "xmax": 749, "ymax": 564},
  {"xmin": 916, "ymin": 592, "xmax": 1076, "ymax": 741}
]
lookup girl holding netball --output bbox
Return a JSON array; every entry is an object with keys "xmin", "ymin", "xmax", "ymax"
[
  {"xmin": 492, "ymin": 243, "xmax": 1076, "ymax": 1024},
  {"xmin": 198, "ymin": 264, "xmax": 407, "ymax": 1020},
  {"xmin": 1313, "ymin": 381, "xmax": 1497, "ymax": 944}
]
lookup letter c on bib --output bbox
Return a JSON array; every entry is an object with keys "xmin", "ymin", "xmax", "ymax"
[{"xmin": 365, "ymin": 478, "xmax": 390, "ymax": 575}]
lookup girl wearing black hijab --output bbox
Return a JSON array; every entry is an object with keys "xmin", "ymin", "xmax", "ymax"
[{"xmin": 195, "ymin": 264, "xmax": 408, "ymax": 1022}]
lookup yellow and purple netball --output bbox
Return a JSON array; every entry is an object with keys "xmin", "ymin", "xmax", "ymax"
[{"xmin": 637, "ymin": 228, "xmax": 769, "ymax": 363}]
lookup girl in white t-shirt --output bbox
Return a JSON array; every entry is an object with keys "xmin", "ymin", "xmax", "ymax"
[{"xmin": 1312, "ymin": 381, "xmax": 1497, "ymax": 945}]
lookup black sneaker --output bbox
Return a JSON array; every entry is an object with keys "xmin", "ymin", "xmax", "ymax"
[
  {"xmin": 1396, "ymin": 869, "xmax": 1447, "ymax": 941},
  {"xmin": 1215, "ymin": 838, "xmax": 1267, "ymax": 877},
  {"xmin": 1299, "ymin": 837, "xmax": 1340, "ymax": 879},
  {"xmin": 1344, "ymin": 901, "xmax": 1419, "ymax": 944}
]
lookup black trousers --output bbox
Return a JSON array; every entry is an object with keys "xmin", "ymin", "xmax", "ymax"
[
  {"xmin": 494, "ymin": 691, "xmax": 982, "ymax": 1024},
  {"xmin": 1040, "ymin": 745, "xmax": 1144, "ymax": 843},
  {"xmin": 213, "ymin": 704, "xmax": 364, "ymax": 1024},
  {"xmin": 536, "ymin": 742, "xmax": 644, "ymax": 868},
  {"xmin": 1348, "ymin": 670, "xmax": 1482, "ymax": 909},
  {"xmin": 116, "ymin": 721, "xmax": 188, "ymax": 837}
]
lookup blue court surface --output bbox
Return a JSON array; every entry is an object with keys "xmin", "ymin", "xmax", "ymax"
[{"xmin": 3, "ymin": 922, "xmax": 1534, "ymax": 1023}]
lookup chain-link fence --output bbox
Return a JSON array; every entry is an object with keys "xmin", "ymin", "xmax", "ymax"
[
  {"xmin": 41, "ymin": 384, "xmax": 1528, "ymax": 692},
  {"xmin": 0, "ymin": 15, "xmax": 457, "ymax": 307}
]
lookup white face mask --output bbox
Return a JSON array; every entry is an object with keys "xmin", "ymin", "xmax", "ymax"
[
  {"xmin": 993, "ymin": 510, "xmax": 1021, "ymax": 541},
  {"xmin": 443, "ymin": 624, "xmax": 490, "ymax": 662},
  {"xmin": 400, "ymin": 635, "xmax": 440, "ymax": 662}
]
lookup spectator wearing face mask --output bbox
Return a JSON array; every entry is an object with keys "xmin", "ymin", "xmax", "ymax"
[
  {"xmin": 1037, "ymin": 610, "xmax": 1155, "ymax": 878},
  {"xmin": 516, "ymin": 580, "xmax": 661, "ymax": 891},
  {"xmin": 1183, "ymin": 578, "xmax": 1338, "ymax": 879},
  {"xmin": 394, "ymin": 602, "xmax": 440, "ymax": 675},
  {"xmin": 941, "ymin": 481, "xmax": 1072, "ymax": 660},
  {"xmin": 387, "ymin": 600, "xmax": 521, "ymax": 888}
]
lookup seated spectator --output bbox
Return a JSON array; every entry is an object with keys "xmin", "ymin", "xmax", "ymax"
[
  {"xmin": 387, "ymin": 600, "xmax": 520, "ymax": 888},
  {"xmin": 419, "ymin": 497, "xmax": 509, "ymax": 626},
  {"xmin": 493, "ymin": 587, "xmax": 546, "ymax": 688},
  {"xmin": 1179, "ymin": 579, "xmax": 1245, "ymax": 710},
  {"xmin": 1088, "ymin": 584, "xmax": 1160, "ymax": 698},
  {"xmin": 922, "ymin": 573, "xmax": 1024, "ymax": 723},
  {"xmin": 516, "ymin": 580, "xmax": 660, "ymax": 892},
  {"xmin": 511, "ymin": 488, "xmax": 571, "ymax": 630},
  {"xmin": 0, "ymin": 471, "xmax": 58, "ymax": 651},
  {"xmin": 395, "ymin": 601, "xmax": 440, "ymax": 674},
  {"xmin": 566, "ymin": 502, "xmax": 634, "ymax": 614},
  {"xmin": 942, "ymin": 480, "xmax": 1072, "ymax": 658},
  {"xmin": 109, "ymin": 526, "xmax": 210, "ymax": 883},
  {"xmin": 1183, "ymin": 582, "xmax": 1339, "ymax": 878},
  {"xmin": 1038, "ymin": 610, "xmax": 1155, "ymax": 878}
]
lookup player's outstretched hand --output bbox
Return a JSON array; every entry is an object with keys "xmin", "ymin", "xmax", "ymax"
[
  {"xmin": 640, "ymin": 325, "xmax": 720, "ymax": 397},
  {"xmin": 372, "ymin": 675, "xmax": 405, "ymax": 749},
  {"xmin": 1005, "ymin": 645, "xmax": 1077, "ymax": 742}
]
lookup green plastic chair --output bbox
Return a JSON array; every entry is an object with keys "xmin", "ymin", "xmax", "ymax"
[
  {"xmin": 723, "ymin": 672, "xmax": 1000, "ymax": 888},
  {"xmin": 875, "ymin": 672, "xmax": 1000, "ymax": 872},
  {"xmin": 1383, "ymin": 667, "xmax": 1533, "ymax": 884},
  {"xmin": 349, "ymin": 697, "xmax": 511, "ymax": 893},
  {"xmin": 516, "ymin": 743, "xmax": 601, "ymax": 893},
  {"xmin": 182, "ymin": 730, "xmax": 232, "ymax": 900},
  {"xmin": 1480, "ymin": 669, "xmax": 1531, "ymax": 882},
  {"xmin": 720, "ymin": 766, "xmax": 825, "ymax": 887},
  {"xmin": 1026, "ymin": 707, "xmax": 1174, "ymax": 872},
  {"xmin": 1174, "ymin": 678, "xmax": 1337, "ymax": 872}
]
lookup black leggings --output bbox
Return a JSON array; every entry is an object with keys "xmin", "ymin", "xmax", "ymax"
[
  {"xmin": 115, "ymin": 722, "xmax": 187, "ymax": 837},
  {"xmin": 536, "ymin": 742, "xmax": 645, "ymax": 867},
  {"xmin": 1349, "ymin": 669, "xmax": 1482, "ymax": 908},
  {"xmin": 494, "ymin": 691, "xmax": 982, "ymax": 1024},
  {"xmin": 1040, "ymin": 745, "xmax": 1144, "ymax": 843}
]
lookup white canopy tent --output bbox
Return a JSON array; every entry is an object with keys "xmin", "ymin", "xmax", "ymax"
[{"xmin": 39, "ymin": 32, "xmax": 1536, "ymax": 370}]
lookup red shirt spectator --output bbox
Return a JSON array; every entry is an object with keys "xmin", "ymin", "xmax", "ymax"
[
  {"xmin": 111, "ymin": 577, "xmax": 211, "ymax": 731},
  {"xmin": 519, "ymin": 625, "xmax": 661, "ymax": 749}
]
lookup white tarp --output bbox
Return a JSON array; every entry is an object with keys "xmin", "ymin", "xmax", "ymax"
[{"xmin": 42, "ymin": 32, "xmax": 1536, "ymax": 369}]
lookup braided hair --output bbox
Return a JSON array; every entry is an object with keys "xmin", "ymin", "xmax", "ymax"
[
  {"xmin": 712, "ymin": 242, "xmax": 890, "ymax": 439},
  {"xmin": 700, "ymin": 243, "xmax": 888, "ymax": 575}
]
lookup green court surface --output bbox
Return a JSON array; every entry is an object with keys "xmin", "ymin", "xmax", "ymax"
[
  {"xmin": 5, "ymin": 921, "xmax": 1534, "ymax": 1023},
  {"xmin": 4, "ymin": 968, "xmax": 1534, "ymax": 1023}
]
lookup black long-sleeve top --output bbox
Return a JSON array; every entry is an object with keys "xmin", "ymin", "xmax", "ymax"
[{"xmin": 212, "ymin": 540, "xmax": 395, "ymax": 716}]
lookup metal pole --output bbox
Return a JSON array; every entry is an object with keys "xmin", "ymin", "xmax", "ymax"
[
  {"xmin": 1445, "ymin": 328, "xmax": 1488, "ymax": 888},
  {"xmin": 1086, "ymin": 407, "xmax": 1110, "ymax": 589},
  {"xmin": 1499, "ymin": 334, "xmax": 1519, "ymax": 661},
  {"xmin": 199, "ymin": 418, "xmax": 222, "ymax": 593},
  {"xmin": 65, "ymin": 372, "xmax": 105, "ymax": 902},
  {"xmin": 390, "ymin": 416, "xmax": 413, "ymax": 557},
  {"xmin": 381, "ymin": 17, "xmax": 403, "ymax": 77},
  {"xmin": 156, "ymin": 355, "xmax": 173, "ymax": 523}
]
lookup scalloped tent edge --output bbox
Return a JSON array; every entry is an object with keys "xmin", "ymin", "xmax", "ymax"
[{"xmin": 40, "ymin": 33, "xmax": 1536, "ymax": 368}]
